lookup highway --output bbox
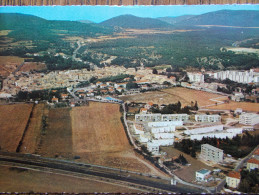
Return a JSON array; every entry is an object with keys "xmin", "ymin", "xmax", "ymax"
[{"xmin": 0, "ymin": 152, "xmax": 204, "ymax": 193}]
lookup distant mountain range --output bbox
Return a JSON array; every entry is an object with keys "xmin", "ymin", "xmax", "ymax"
[
  {"xmin": 100, "ymin": 14, "xmax": 172, "ymax": 29},
  {"xmin": 100, "ymin": 10, "xmax": 259, "ymax": 29}
]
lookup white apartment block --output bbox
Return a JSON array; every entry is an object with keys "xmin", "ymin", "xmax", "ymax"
[
  {"xmin": 184, "ymin": 125, "xmax": 224, "ymax": 135},
  {"xmin": 195, "ymin": 114, "xmax": 221, "ymax": 123},
  {"xmin": 153, "ymin": 133, "xmax": 174, "ymax": 139},
  {"xmin": 147, "ymin": 142, "xmax": 160, "ymax": 154},
  {"xmin": 187, "ymin": 72, "xmax": 204, "ymax": 83},
  {"xmin": 151, "ymin": 126, "xmax": 175, "ymax": 133},
  {"xmin": 148, "ymin": 121, "xmax": 183, "ymax": 127},
  {"xmin": 135, "ymin": 113, "xmax": 189, "ymax": 122},
  {"xmin": 214, "ymin": 69, "xmax": 259, "ymax": 84},
  {"xmin": 239, "ymin": 113, "xmax": 259, "ymax": 125},
  {"xmin": 201, "ymin": 144, "xmax": 224, "ymax": 163}
]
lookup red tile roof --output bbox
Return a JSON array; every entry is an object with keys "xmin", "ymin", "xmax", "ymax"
[
  {"xmin": 248, "ymin": 158, "xmax": 259, "ymax": 165},
  {"xmin": 254, "ymin": 148, "xmax": 259, "ymax": 156},
  {"xmin": 227, "ymin": 171, "xmax": 241, "ymax": 179}
]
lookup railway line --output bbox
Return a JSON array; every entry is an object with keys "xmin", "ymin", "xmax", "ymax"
[{"xmin": 0, "ymin": 152, "xmax": 203, "ymax": 193}]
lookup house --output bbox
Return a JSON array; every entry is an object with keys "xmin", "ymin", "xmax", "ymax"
[
  {"xmin": 232, "ymin": 92, "xmax": 245, "ymax": 102},
  {"xmin": 247, "ymin": 158, "xmax": 259, "ymax": 171},
  {"xmin": 239, "ymin": 113, "xmax": 259, "ymax": 125},
  {"xmin": 196, "ymin": 169, "xmax": 212, "ymax": 182},
  {"xmin": 226, "ymin": 171, "xmax": 241, "ymax": 189},
  {"xmin": 200, "ymin": 144, "xmax": 224, "ymax": 163},
  {"xmin": 52, "ymin": 96, "xmax": 58, "ymax": 103},
  {"xmin": 140, "ymin": 108, "xmax": 148, "ymax": 114},
  {"xmin": 144, "ymin": 102, "xmax": 154, "ymax": 110},
  {"xmin": 61, "ymin": 94, "xmax": 68, "ymax": 100}
]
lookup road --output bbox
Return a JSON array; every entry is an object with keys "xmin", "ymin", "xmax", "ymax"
[
  {"xmin": 0, "ymin": 152, "xmax": 203, "ymax": 193},
  {"xmin": 215, "ymin": 144, "xmax": 259, "ymax": 193},
  {"xmin": 72, "ymin": 41, "xmax": 82, "ymax": 61}
]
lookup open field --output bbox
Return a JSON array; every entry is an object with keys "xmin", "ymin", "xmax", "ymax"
[
  {"xmin": 120, "ymin": 87, "xmax": 227, "ymax": 107},
  {"xmin": 0, "ymin": 56, "xmax": 24, "ymax": 77},
  {"xmin": 20, "ymin": 62, "xmax": 46, "ymax": 72},
  {"xmin": 37, "ymin": 107, "xmax": 73, "ymax": 159},
  {"xmin": 209, "ymin": 101, "xmax": 259, "ymax": 112},
  {"xmin": 20, "ymin": 103, "xmax": 45, "ymax": 154},
  {"xmin": 161, "ymin": 146, "xmax": 213, "ymax": 183},
  {"xmin": 0, "ymin": 165, "xmax": 142, "ymax": 193},
  {"xmin": 71, "ymin": 102, "xmax": 156, "ymax": 174},
  {"xmin": 0, "ymin": 103, "xmax": 33, "ymax": 152}
]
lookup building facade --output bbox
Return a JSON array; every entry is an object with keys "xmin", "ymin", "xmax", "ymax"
[
  {"xmin": 135, "ymin": 113, "xmax": 189, "ymax": 122},
  {"xmin": 239, "ymin": 113, "xmax": 259, "ymax": 125},
  {"xmin": 247, "ymin": 158, "xmax": 259, "ymax": 171},
  {"xmin": 201, "ymin": 144, "xmax": 224, "ymax": 163},
  {"xmin": 195, "ymin": 114, "xmax": 221, "ymax": 123},
  {"xmin": 187, "ymin": 72, "xmax": 204, "ymax": 83},
  {"xmin": 196, "ymin": 169, "xmax": 212, "ymax": 182},
  {"xmin": 226, "ymin": 171, "xmax": 241, "ymax": 189}
]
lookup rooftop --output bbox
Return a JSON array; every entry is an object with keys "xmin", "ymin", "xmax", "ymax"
[
  {"xmin": 248, "ymin": 158, "xmax": 259, "ymax": 165},
  {"xmin": 227, "ymin": 171, "xmax": 241, "ymax": 179},
  {"xmin": 197, "ymin": 169, "xmax": 210, "ymax": 175}
]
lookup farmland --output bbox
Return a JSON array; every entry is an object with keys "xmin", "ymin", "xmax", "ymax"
[
  {"xmin": 19, "ymin": 62, "xmax": 46, "ymax": 72},
  {"xmin": 70, "ymin": 102, "xmax": 160, "ymax": 174},
  {"xmin": 209, "ymin": 100, "xmax": 259, "ymax": 112},
  {"xmin": 0, "ymin": 165, "xmax": 142, "ymax": 193},
  {"xmin": 0, "ymin": 56, "xmax": 24, "ymax": 77},
  {"xmin": 0, "ymin": 103, "xmax": 33, "ymax": 152},
  {"xmin": 120, "ymin": 87, "xmax": 227, "ymax": 107}
]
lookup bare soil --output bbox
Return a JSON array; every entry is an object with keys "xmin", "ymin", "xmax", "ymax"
[
  {"xmin": 0, "ymin": 103, "xmax": 33, "ymax": 152},
  {"xmin": 209, "ymin": 101, "xmax": 259, "ymax": 112},
  {"xmin": 0, "ymin": 56, "xmax": 24, "ymax": 77},
  {"xmin": 0, "ymin": 165, "xmax": 142, "ymax": 193}
]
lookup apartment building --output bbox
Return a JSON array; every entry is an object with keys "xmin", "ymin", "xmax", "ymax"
[
  {"xmin": 226, "ymin": 171, "xmax": 241, "ymax": 189},
  {"xmin": 239, "ymin": 113, "xmax": 259, "ymax": 125},
  {"xmin": 135, "ymin": 113, "xmax": 189, "ymax": 122},
  {"xmin": 195, "ymin": 114, "xmax": 221, "ymax": 123},
  {"xmin": 201, "ymin": 144, "xmax": 224, "ymax": 163}
]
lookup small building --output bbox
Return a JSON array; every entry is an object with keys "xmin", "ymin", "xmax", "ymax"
[
  {"xmin": 144, "ymin": 102, "xmax": 154, "ymax": 110},
  {"xmin": 239, "ymin": 113, "xmax": 259, "ymax": 125},
  {"xmin": 195, "ymin": 114, "xmax": 221, "ymax": 123},
  {"xmin": 196, "ymin": 169, "xmax": 212, "ymax": 182},
  {"xmin": 226, "ymin": 171, "xmax": 241, "ymax": 189},
  {"xmin": 201, "ymin": 144, "xmax": 224, "ymax": 163},
  {"xmin": 147, "ymin": 142, "xmax": 159, "ymax": 154},
  {"xmin": 247, "ymin": 158, "xmax": 259, "ymax": 171},
  {"xmin": 140, "ymin": 108, "xmax": 148, "ymax": 114},
  {"xmin": 52, "ymin": 96, "xmax": 59, "ymax": 103}
]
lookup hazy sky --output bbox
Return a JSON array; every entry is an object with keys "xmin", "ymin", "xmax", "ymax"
[{"xmin": 0, "ymin": 5, "xmax": 258, "ymax": 23}]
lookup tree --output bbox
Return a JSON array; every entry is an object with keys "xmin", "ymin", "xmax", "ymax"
[
  {"xmin": 126, "ymin": 82, "xmax": 138, "ymax": 90},
  {"xmin": 152, "ymin": 68, "xmax": 158, "ymax": 74}
]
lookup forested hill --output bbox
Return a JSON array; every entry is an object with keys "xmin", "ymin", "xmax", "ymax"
[
  {"xmin": 100, "ymin": 14, "xmax": 172, "ymax": 29},
  {"xmin": 0, "ymin": 13, "xmax": 114, "ymax": 41},
  {"xmin": 157, "ymin": 15, "xmax": 195, "ymax": 25},
  {"xmin": 173, "ymin": 10, "xmax": 259, "ymax": 27}
]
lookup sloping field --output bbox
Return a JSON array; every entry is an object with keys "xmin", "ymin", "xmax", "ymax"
[
  {"xmin": 20, "ymin": 103, "xmax": 45, "ymax": 154},
  {"xmin": 209, "ymin": 101, "xmax": 259, "ymax": 112},
  {"xmin": 121, "ymin": 87, "xmax": 226, "ymax": 107},
  {"xmin": 37, "ymin": 107, "xmax": 73, "ymax": 158},
  {"xmin": 70, "ymin": 102, "xmax": 157, "ymax": 174},
  {"xmin": 0, "ymin": 165, "xmax": 142, "ymax": 193},
  {"xmin": 0, "ymin": 103, "xmax": 33, "ymax": 152},
  {"xmin": 19, "ymin": 62, "xmax": 46, "ymax": 72},
  {"xmin": 0, "ymin": 56, "xmax": 24, "ymax": 77}
]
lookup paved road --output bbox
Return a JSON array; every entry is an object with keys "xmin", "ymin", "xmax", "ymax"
[{"xmin": 0, "ymin": 152, "xmax": 203, "ymax": 193}]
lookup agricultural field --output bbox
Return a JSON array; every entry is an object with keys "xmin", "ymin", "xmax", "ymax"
[
  {"xmin": 209, "ymin": 101, "xmax": 259, "ymax": 112},
  {"xmin": 20, "ymin": 103, "xmax": 45, "ymax": 154},
  {"xmin": 70, "ymin": 102, "xmax": 160, "ymax": 174},
  {"xmin": 0, "ymin": 165, "xmax": 142, "ymax": 193},
  {"xmin": 120, "ymin": 87, "xmax": 227, "ymax": 107},
  {"xmin": 19, "ymin": 62, "xmax": 46, "ymax": 72},
  {"xmin": 0, "ymin": 103, "xmax": 33, "ymax": 152},
  {"xmin": 36, "ymin": 107, "xmax": 74, "ymax": 159},
  {"xmin": 0, "ymin": 56, "xmax": 24, "ymax": 77}
]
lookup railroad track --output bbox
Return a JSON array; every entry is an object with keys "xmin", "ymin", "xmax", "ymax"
[{"xmin": 0, "ymin": 152, "xmax": 203, "ymax": 193}]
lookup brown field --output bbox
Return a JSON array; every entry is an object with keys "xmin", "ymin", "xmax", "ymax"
[
  {"xmin": 0, "ymin": 165, "xmax": 142, "ymax": 193},
  {"xmin": 209, "ymin": 101, "xmax": 259, "ymax": 112},
  {"xmin": 36, "ymin": 107, "xmax": 73, "ymax": 158},
  {"xmin": 70, "ymin": 102, "xmax": 156, "ymax": 174},
  {"xmin": 20, "ymin": 103, "xmax": 45, "ymax": 154},
  {"xmin": 0, "ymin": 56, "xmax": 24, "ymax": 77},
  {"xmin": 121, "ymin": 87, "xmax": 227, "ymax": 107},
  {"xmin": 161, "ymin": 147, "xmax": 213, "ymax": 182},
  {"xmin": 19, "ymin": 62, "xmax": 46, "ymax": 72},
  {"xmin": 0, "ymin": 103, "xmax": 33, "ymax": 152}
]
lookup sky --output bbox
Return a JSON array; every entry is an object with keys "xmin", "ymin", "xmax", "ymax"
[{"xmin": 0, "ymin": 5, "xmax": 258, "ymax": 23}]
